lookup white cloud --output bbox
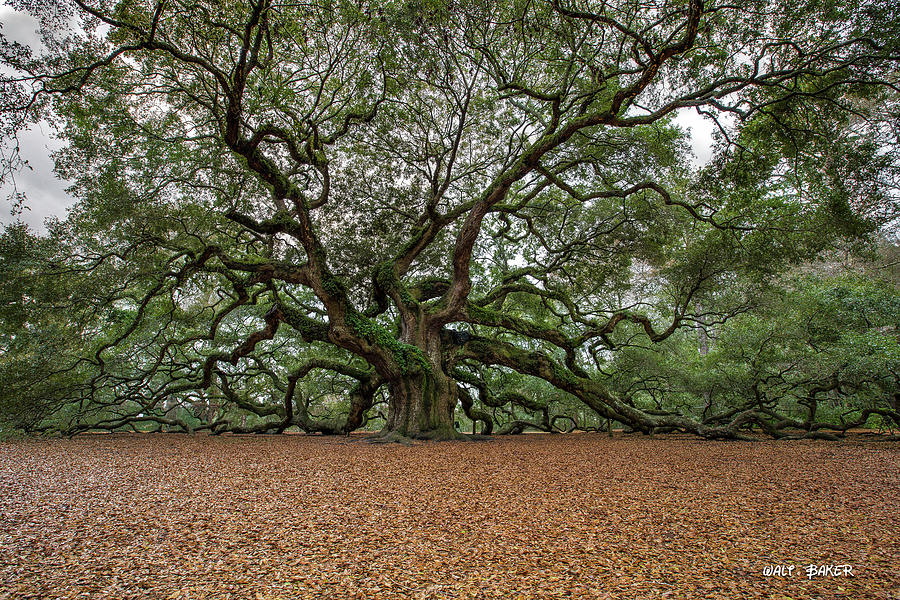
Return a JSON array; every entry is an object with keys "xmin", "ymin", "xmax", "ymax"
[
  {"xmin": 1, "ymin": 124, "xmax": 74, "ymax": 233},
  {"xmin": 673, "ymin": 108, "xmax": 717, "ymax": 167},
  {"xmin": 0, "ymin": 5, "xmax": 44, "ymax": 53},
  {"xmin": 1, "ymin": 6, "xmax": 73, "ymax": 232}
]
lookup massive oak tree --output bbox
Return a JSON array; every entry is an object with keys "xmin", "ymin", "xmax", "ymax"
[{"xmin": 1, "ymin": 0, "xmax": 898, "ymax": 438}]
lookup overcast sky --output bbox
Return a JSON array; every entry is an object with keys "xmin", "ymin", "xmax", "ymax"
[
  {"xmin": 1, "ymin": 4, "xmax": 717, "ymax": 235},
  {"xmin": 1, "ymin": 5, "xmax": 70, "ymax": 232}
]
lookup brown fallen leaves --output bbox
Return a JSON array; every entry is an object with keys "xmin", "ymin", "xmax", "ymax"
[{"xmin": 0, "ymin": 432, "xmax": 898, "ymax": 600}]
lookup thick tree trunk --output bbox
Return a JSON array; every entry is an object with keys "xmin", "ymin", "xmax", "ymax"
[
  {"xmin": 376, "ymin": 320, "xmax": 462, "ymax": 440},
  {"xmin": 382, "ymin": 367, "xmax": 460, "ymax": 439}
]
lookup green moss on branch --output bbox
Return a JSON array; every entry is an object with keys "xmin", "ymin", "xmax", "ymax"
[{"xmin": 345, "ymin": 311, "xmax": 431, "ymax": 375}]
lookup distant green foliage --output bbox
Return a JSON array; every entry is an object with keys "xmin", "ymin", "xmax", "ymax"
[{"xmin": 608, "ymin": 272, "xmax": 900, "ymax": 431}]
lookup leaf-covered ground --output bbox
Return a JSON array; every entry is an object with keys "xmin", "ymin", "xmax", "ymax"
[{"xmin": 0, "ymin": 433, "xmax": 897, "ymax": 600}]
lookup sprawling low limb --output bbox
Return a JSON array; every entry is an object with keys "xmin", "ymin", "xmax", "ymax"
[
  {"xmin": 451, "ymin": 366, "xmax": 553, "ymax": 435},
  {"xmin": 456, "ymin": 334, "xmax": 771, "ymax": 440},
  {"xmin": 287, "ymin": 361, "xmax": 383, "ymax": 435},
  {"xmin": 455, "ymin": 385, "xmax": 494, "ymax": 435}
]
